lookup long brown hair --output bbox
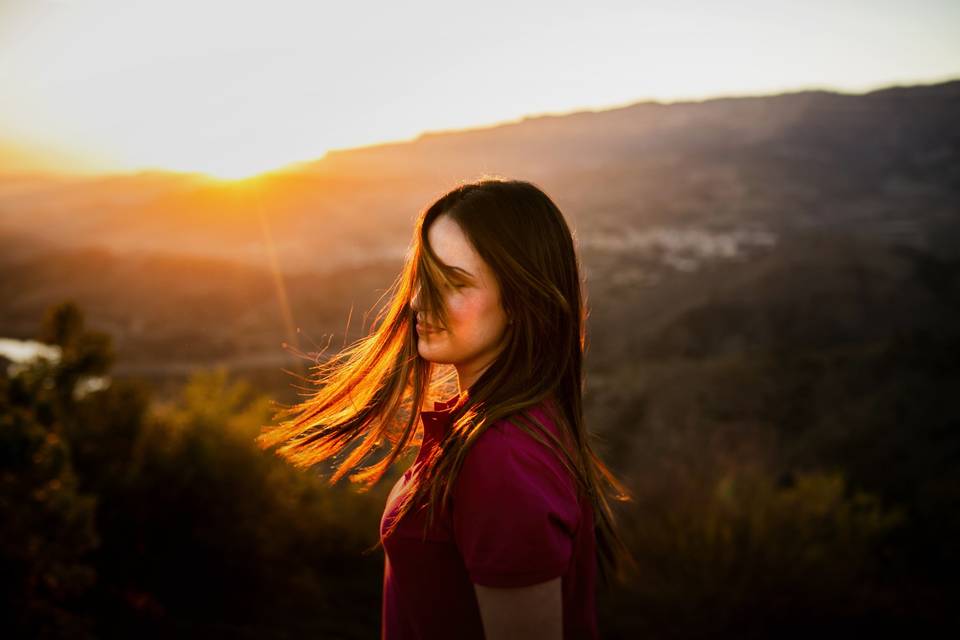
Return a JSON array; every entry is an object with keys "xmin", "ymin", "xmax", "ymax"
[{"xmin": 256, "ymin": 177, "xmax": 637, "ymax": 588}]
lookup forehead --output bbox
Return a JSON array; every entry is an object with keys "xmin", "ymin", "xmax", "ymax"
[{"xmin": 426, "ymin": 215, "xmax": 491, "ymax": 282}]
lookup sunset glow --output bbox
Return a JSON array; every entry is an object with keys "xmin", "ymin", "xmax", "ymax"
[{"xmin": 0, "ymin": 0, "xmax": 957, "ymax": 178}]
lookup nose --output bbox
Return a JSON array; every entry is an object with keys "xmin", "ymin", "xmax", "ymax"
[{"xmin": 410, "ymin": 283, "xmax": 423, "ymax": 317}]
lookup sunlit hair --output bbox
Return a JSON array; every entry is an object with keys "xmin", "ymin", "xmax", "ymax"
[{"xmin": 256, "ymin": 177, "xmax": 637, "ymax": 587}]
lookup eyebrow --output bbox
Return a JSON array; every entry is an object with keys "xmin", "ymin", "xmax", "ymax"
[
  {"xmin": 439, "ymin": 263, "xmax": 475, "ymax": 280},
  {"xmin": 449, "ymin": 266, "xmax": 474, "ymax": 277}
]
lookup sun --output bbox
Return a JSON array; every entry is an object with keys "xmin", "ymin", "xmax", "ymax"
[
  {"xmin": 129, "ymin": 146, "xmax": 317, "ymax": 182},
  {"xmin": 188, "ymin": 157, "xmax": 286, "ymax": 181}
]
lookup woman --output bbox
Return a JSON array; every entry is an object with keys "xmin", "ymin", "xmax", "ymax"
[{"xmin": 257, "ymin": 178, "xmax": 636, "ymax": 639}]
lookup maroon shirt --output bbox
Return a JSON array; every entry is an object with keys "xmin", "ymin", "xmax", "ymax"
[{"xmin": 380, "ymin": 395, "xmax": 599, "ymax": 639}]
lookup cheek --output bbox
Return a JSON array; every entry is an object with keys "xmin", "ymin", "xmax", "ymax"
[
  {"xmin": 448, "ymin": 295, "xmax": 483, "ymax": 328},
  {"xmin": 446, "ymin": 296, "xmax": 473, "ymax": 324},
  {"xmin": 448, "ymin": 294, "xmax": 506, "ymax": 340}
]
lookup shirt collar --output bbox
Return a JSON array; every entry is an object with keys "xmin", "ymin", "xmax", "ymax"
[
  {"xmin": 421, "ymin": 392, "xmax": 463, "ymax": 441},
  {"xmin": 431, "ymin": 392, "xmax": 464, "ymax": 412}
]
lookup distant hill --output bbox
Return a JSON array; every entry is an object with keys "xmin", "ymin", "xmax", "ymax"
[{"xmin": 1, "ymin": 79, "xmax": 957, "ymax": 275}]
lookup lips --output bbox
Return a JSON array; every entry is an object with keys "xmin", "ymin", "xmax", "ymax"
[{"xmin": 416, "ymin": 322, "xmax": 441, "ymax": 333}]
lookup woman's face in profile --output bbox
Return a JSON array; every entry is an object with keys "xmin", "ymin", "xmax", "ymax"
[{"xmin": 410, "ymin": 214, "xmax": 510, "ymax": 375}]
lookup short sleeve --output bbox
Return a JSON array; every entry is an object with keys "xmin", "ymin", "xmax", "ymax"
[{"xmin": 451, "ymin": 417, "xmax": 581, "ymax": 588}]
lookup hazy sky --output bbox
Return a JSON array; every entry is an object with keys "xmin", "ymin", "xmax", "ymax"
[{"xmin": 1, "ymin": 0, "xmax": 958, "ymax": 178}]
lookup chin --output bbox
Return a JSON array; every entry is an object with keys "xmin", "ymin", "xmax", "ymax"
[
  {"xmin": 417, "ymin": 341, "xmax": 458, "ymax": 365},
  {"xmin": 418, "ymin": 349, "xmax": 453, "ymax": 365},
  {"xmin": 417, "ymin": 342, "xmax": 440, "ymax": 361}
]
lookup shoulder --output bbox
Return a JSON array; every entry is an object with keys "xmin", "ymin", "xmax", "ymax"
[
  {"xmin": 484, "ymin": 399, "xmax": 572, "ymax": 463},
  {"xmin": 456, "ymin": 399, "xmax": 577, "ymax": 500},
  {"xmin": 491, "ymin": 400, "xmax": 573, "ymax": 462}
]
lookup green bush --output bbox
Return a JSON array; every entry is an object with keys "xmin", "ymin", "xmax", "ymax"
[{"xmin": 604, "ymin": 464, "xmax": 906, "ymax": 636}]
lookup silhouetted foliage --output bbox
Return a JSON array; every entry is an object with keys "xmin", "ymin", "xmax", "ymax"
[
  {"xmin": 4, "ymin": 259, "xmax": 960, "ymax": 637},
  {"xmin": 1, "ymin": 303, "xmax": 390, "ymax": 638},
  {"xmin": 1, "ymin": 302, "xmax": 101, "ymax": 638}
]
